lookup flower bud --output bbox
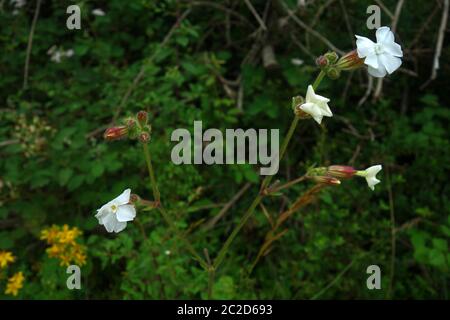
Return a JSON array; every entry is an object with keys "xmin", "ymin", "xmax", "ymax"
[
  {"xmin": 327, "ymin": 165, "xmax": 357, "ymax": 179},
  {"xmin": 104, "ymin": 126, "xmax": 128, "ymax": 141},
  {"xmin": 326, "ymin": 67, "xmax": 341, "ymax": 80},
  {"xmin": 292, "ymin": 96, "xmax": 306, "ymax": 117},
  {"xmin": 125, "ymin": 118, "xmax": 137, "ymax": 129},
  {"xmin": 335, "ymin": 50, "xmax": 364, "ymax": 71},
  {"xmin": 324, "ymin": 51, "xmax": 339, "ymax": 64},
  {"xmin": 139, "ymin": 131, "xmax": 150, "ymax": 143},
  {"xmin": 310, "ymin": 175, "xmax": 341, "ymax": 186},
  {"xmin": 136, "ymin": 111, "xmax": 148, "ymax": 127},
  {"xmin": 315, "ymin": 55, "xmax": 328, "ymax": 68}
]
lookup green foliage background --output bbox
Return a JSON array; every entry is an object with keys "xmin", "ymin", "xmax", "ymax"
[{"xmin": 0, "ymin": 0, "xmax": 449, "ymax": 299}]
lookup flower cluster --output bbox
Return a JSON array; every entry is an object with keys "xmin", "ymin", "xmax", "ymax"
[
  {"xmin": 40, "ymin": 225, "xmax": 87, "ymax": 267},
  {"xmin": 4, "ymin": 272, "xmax": 24, "ymax": 296},
  {"xmin": 104, "ymin": 110, "xmax": 151, "ymax": 143},
  {"xmin": 13, "ymin": 114, "xmax": 54, "ymax": 158},
  {"xmin": 292, "ymin": 26, "xmax": 401, "ymax": 191},
  {"xmin": 0, "ymin": 251, "xmax": 25, "ymax": 297}
]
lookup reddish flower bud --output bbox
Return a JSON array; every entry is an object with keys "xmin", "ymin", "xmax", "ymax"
[
  {"xmin": 311, "ymin": 175, "xmax": 341, "ymax": 186},
  {"xmin": 104, "ymin": 126, "xmax": 128, "ymax": 141},
  {"xmin": 327, "ymin": 165, "xmax": 357, "ymax": 179},
  {"xmin": 125, "ymin": 118, "xmax": 137, "ymax": 129},
  {"xmin": 316, "ymin": 55, "xmax": 328, "ymax": 68},
  {"xmin": 137, "ymin": 111, "xmax": 148, "ymax": 126},
  {"xmin": 139, "ymin": 131, "xmax": 150, "ymax": 143},
  {"xmin": 335, "ymin": 50, "xmax": 364, "ymax": 71}
]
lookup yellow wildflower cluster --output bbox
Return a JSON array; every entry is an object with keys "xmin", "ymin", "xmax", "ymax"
[
  {"xmin": 0, "ymin": 251, "xmax": 25, "ymax": 297},
  {"xmin": 40, "ymin": 225, "xmax": 87, "ymax": 267},
  {"xmin": 0, "ymin": 251, "xmax": 15, "ymax": 269},
  {"xmin": 5, "ymin": 272, "xmax": 24, "ymax": 296}
]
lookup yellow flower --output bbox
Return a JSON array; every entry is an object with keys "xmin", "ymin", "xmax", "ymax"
[
  {"xmin": 0, "ymin": 251, "xmax": 15, "ymax": 269},
  {"xmin": 5, "ymin": 271, "xmax": 24, "ymax": 296},
  {"xmin": 40, "ymin": 224, "xmax": 87, "ymax": 267},
  {"xmin": 40, "ymin": 225, "xmax": 60, "ymax": 244},
  {"xmin": 58, "ymin": 224, "xmax": 81, "ymax": 244}
]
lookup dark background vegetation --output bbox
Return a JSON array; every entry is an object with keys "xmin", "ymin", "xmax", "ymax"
[{"xmin": 0, "ymin": 0, "xmax": 449, "ymax": 299}]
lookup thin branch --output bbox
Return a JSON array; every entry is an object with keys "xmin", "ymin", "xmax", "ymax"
[
  {"xmin": 244, "ymin": 0, "xmax": 267, "ymax": 31},
  {"xmin": 23, "ymin": 0, "xmax": 43, "ymax": 90},
  {"xmin": 374, "ymin": 0, "xmax": 394, "ymax": 20},
  {"xmin": 421, "ymin": 0, "xmax": 449, "ymax": 88},
  {"xmin": 202, "ymin": 183, "xmax": 252, "ymax": 231},
  {"xmin": 280, "ymin": 0, "xmax": 344, "ymax": 55}
]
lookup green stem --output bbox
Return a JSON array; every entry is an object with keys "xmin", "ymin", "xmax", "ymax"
[
  {"xmin": 207, "ymin": 267, "xmax": 215, "ymax": 299},
  {"xmin": 142, "ymin": 143, "xmax": 160, "ymax": 203},
  {"xmin": 142, "ymin": 143, "xmax": 208, "ymax": 270},
  {"xmin": 213, "ymin": 70, "xmax": 326, "ymax": 270}
]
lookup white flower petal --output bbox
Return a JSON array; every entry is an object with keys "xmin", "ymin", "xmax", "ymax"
[
  {"xmin": 376, "ymin": 26, "xmax": 394, "ymax": 45},
  {"xmin": 366, "ymin": 177, "xmax": 380, "ymax": 191},
  {"xmin": 320, "ymin": 103, "xmax": 333, "ymax": 117},
  {"xmin": 312, "ymin": 114, "xmax": 324, "ymax": 125},
  {"xmin": 368, "ymin": 65, "xmax": 387, "ymax": 78},
  {"xmin": 312, "ymin": 94, "xmax": 330, "ymax": 104},
  {"xmin": 113, "ymin": 188, "xmax": 131, "ymax": 205},
  {"xmin": 102, "ymin": 212, "xmax": 118, "ymax": 233},
  {"xmin": 379, "ymin": 53, "xmax": 402, "ymax": 74},
  {"xmin": 116, "ymin": 205, "xmax": 136, "ymax": 222},
  {"xmin": 383, "ymin": 41, "xmax": 403, "ymax": 57},
  {"xmin": 300, "ymin": 102, "xmax": 320, "ymax": 117},
  {"xmin": 355, "ymin": 35, "xmax": 375, "ymax": 58},
  {"xmin": 305, "ymin": 85, "xmax": 315, "ymax": 102},
  {"xmin": 364, "ymin": 53, "xmax": 379, "ymax": 69},
  {"xmin": 366, "ymin": 165, "xmax": 382, "ymax": 177},
  {"xmin": 113, "ymin": 221, "xmax": 127, "ymax": 233}
]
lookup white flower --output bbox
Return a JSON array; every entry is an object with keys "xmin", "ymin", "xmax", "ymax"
[
  {"xmin": 355, "ymin": 26, "xmax": 403, "ymax": 78},
  {"xmin": 95, "ymin": 189, "xmax": 136, "ymax": 233},
  {"xmin": 92, "ymin": 8, "xmax": 105, "ymax": 16},
  {"xmin": 291, "ymin": 58, "xmax": 304, "ymax": 66},
  {"xmin": 50, "ymin": 51, "xmax": 62, "ymax": 63},
  {"xmin": 358, "ymin": 165, "xmax": 382, "ymax": 191},
  {"xmin": 65, "ymin": 49, "xmax": 74, "ymax": 58},
  {"xmin": 299, "ymin": 85, "xmax": 333, "ymax": 124}
]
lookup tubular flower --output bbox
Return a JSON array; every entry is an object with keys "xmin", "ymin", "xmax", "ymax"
[
  {"xmin": 356, "ymin": 165, "xmax": 383, "ymax": 191},
  {"xmin": 298, "ymin": 85, "xmax": 333, "ymax": 124},
  {"xmin": 327, "ymin": 165, "xmax": 357, "ymax": 179},
  {"xmin": 335, "ymin": 50, "xmax": 365, "ymax": 71},
  {"xmin": 95, "ymin": 188, "xmax": 136, "ymax": 233},
  {"xmin": 0, "ymin": 251, "xmax": 15, "ymax": 269},
  {"xmin": 310, "ymin": 175, "xmax": 341, "ymax": 186},
  {"xmin": 104, "ymin": 126, "xmax": 128, "ymax": 141},
  {"xmin": 5, "ymin": 271, "xmax": 24, "ymax": 296},
  {"xmin": 355, "ymin": 26, "xmax": 403, "ymax": 78}
]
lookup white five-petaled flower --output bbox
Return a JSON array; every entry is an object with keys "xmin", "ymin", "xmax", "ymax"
[
  {"xmin": 92, "ymin": 8, "xmax": 105, "ymax": 16},
  {"xmin": 358, "ymin": 165, "xmax": 382, "ymax": 191},
  {"xmin": 355, "ymin": 26, "xmax": 403, "ymax": 78},
  {"xmin": 95, "ymin": 189, "xmax": 136, "ymax": 233},
  {"xmin": 299, "ymin": 85, "xmax": 333, "ymax": 125}
]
